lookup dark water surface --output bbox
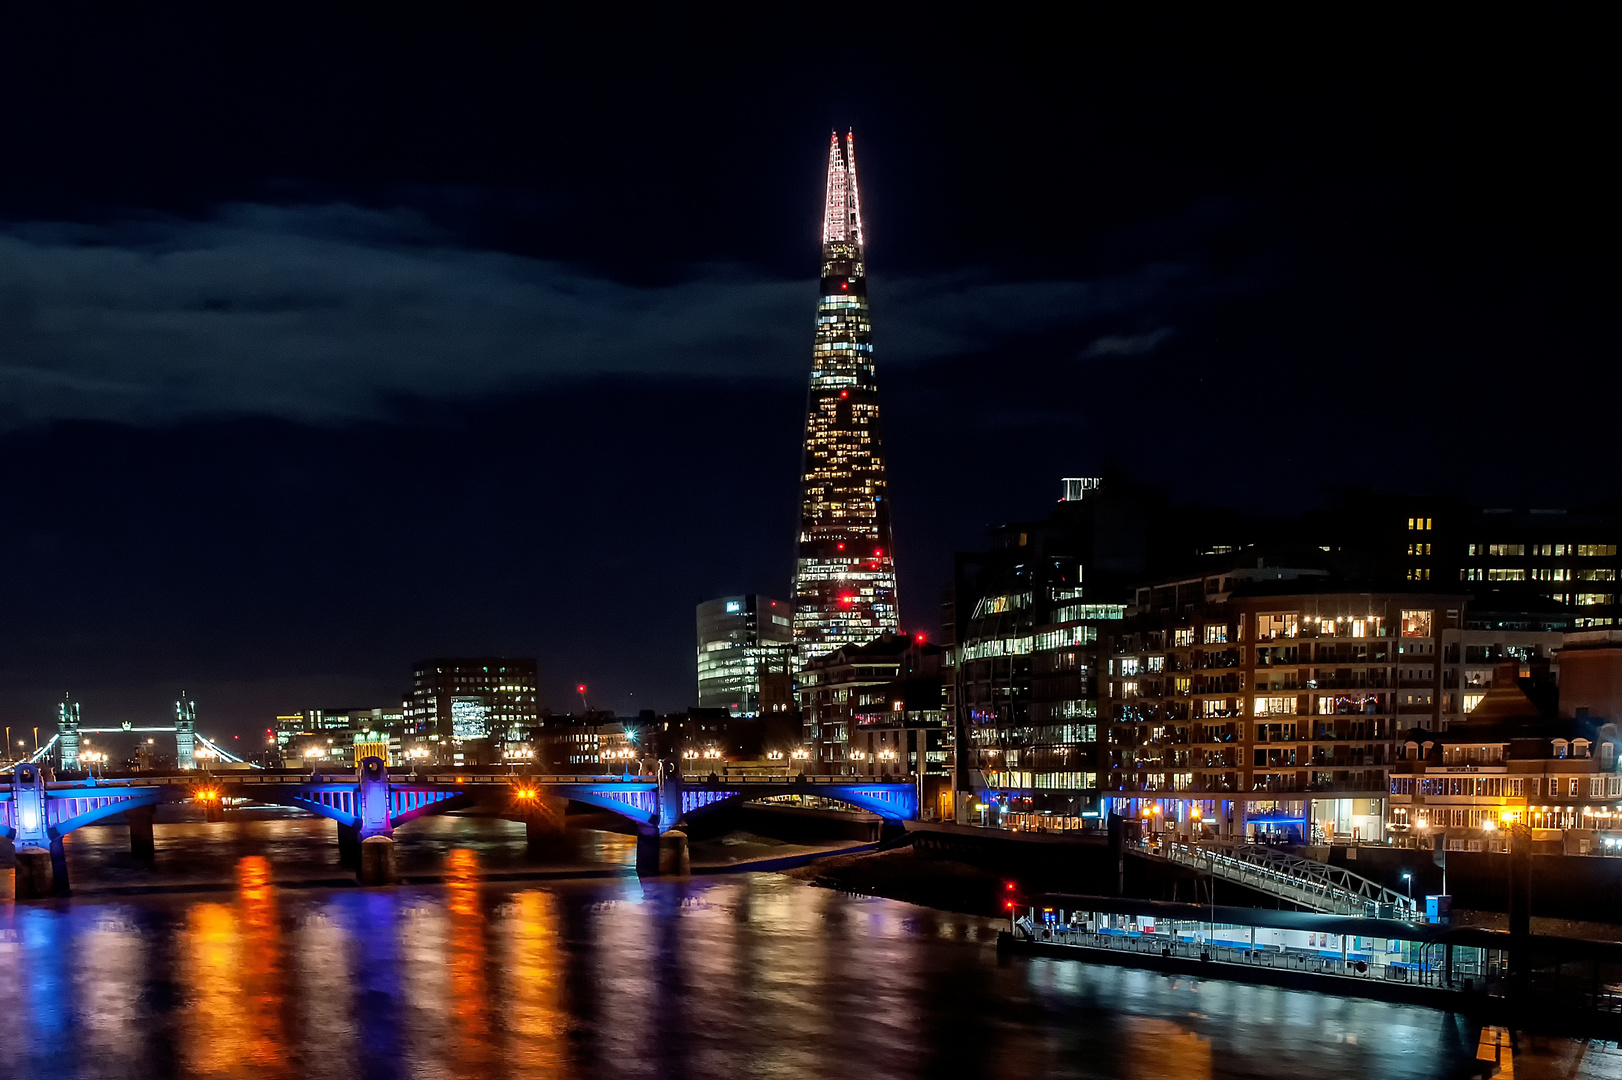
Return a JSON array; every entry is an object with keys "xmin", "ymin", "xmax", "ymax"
[{"xmin": 1, "ymin": 817, "xmax": 1614, "ymax": 1079}]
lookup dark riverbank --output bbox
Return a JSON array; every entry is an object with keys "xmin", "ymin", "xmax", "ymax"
[
  {"xmin": 790, "ymin": 844, "xmax": 1622, "ymax": 946},
  {"xmin": 786, "ymin": 846, "xmax": 1010, "ymax": 916}
]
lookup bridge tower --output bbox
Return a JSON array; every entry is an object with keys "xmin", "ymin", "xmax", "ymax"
[
  {"xmin": 58, "ymin": 694, "xmax": 81, "ymax": 771},
  {"xmin": 175, "ymin": 691, "xmax": 197, "ymax": 769}
]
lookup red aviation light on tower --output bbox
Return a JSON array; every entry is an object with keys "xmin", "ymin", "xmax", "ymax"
[{"xmin": 796, "ymin": 129, "xmax": 898, "ymax": 669}]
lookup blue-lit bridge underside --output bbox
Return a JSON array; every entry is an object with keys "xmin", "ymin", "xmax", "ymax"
[{"xmin": 3, "ymin": 759, "xmax": 917, "ymax": 853}]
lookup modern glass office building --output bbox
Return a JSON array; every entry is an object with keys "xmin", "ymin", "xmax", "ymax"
[
  {"xmin": 791, "ymin": 131, "xmax": 900, "ymax": 668},
  {"xmin": 696, "ymin": 595, "xmax": 795, "ymax": 717},
  {"xmin": 405, "ymin": 658, "xmax": 539, "ymax": 765}
]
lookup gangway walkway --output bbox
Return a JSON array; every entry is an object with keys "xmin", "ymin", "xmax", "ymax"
[{"xmin": 1157, "ymin": 841, "xmax": 1417, "ymax": 918}]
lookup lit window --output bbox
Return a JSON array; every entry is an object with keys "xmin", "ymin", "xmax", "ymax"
[
  {"xmin": 1400, "ymin": 610, "xmax": 1433, "ymax": 637},
  {"xmin": 1256, "ymin": 613, "xmax": 1298, "ymax": 640}
]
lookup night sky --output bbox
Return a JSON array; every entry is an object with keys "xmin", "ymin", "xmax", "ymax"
[{"xmin": 0, "ymin": 10, "xmax": 1612, "ymax": 737}]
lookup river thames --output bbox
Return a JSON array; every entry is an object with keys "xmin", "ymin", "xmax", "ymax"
[{"xmin": 0, "ymin": 815, "xmax": 1614, "ymax": 1079}]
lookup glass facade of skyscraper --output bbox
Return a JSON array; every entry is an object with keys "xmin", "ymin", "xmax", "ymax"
[
  {"xmin": 792, "ymin": 131, "xmax": 900, "ymax": 668},
  {"xmin": 696, "ymin": 595, "xmax": 795, "ymax": 717}
]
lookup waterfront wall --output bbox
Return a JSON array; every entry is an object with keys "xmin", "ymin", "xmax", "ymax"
[
  {"xmin": 907, "ymin": 824, "xmax": 1280, "ymax": 908},
  {"xmin": 1311, "ymin": 844, "xmax": 1622, "ymax": 923}
]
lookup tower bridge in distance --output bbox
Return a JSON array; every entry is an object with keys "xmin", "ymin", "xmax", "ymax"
[{"xmin": 1, "ymin": 758, "xmax": 919, "ymax": 898}]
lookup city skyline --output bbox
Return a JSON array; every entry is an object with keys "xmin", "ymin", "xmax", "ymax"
[{"xmin": 0, "ymin": 10, "xmax": 1612, "ymax": 736}]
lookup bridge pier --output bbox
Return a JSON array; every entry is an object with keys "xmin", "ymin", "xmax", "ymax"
[
  {"xmin": 203, "ymin": 801, "xmax": 225, "ymax": 824},
  {"xmin": 636, "ymin": 828, "xmax": 689, "ymax": 877},
  {"xmin": 127, "ymin": 805, "xmax": 157, "ymax": 860},
  {"xmin": 525, "ymin": 817, "xmax": 568, "ymax": 856},
  {"xmin": 522, "ymin": 794, "xmax": 571, "ymax": 859},
  {"xmin": 359, "ymin": 836, "xmax": 397, "ymax": 885},
  {"xmin": 13, "ymin": 848, "xmax": 54, "ymax": 900},
  {"xmin": 49, "ymin": 837, "xmax": 70, "ymax": 896},
  {"xmin": 337, "ymin": 821, "xmax": 361, "ymax": 868}
]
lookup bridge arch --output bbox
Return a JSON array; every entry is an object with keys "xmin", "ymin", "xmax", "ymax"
[{"xmin": 679, "ymin": 782, "xmax": 918, "ymax": 823}]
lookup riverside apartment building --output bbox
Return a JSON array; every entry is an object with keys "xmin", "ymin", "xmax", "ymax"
[{"xmin": 1102, "ymin": 564, "xmax": 1560, "ymax": 845}]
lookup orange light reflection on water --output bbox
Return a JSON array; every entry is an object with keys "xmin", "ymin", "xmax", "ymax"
[
  {"xmin": 447, "ymin": 847, "xmax": 495, "ymax": 1078},
  {"xmin": 180, "ymin": 856, "xmax": 291, "ymax": 1079},
  {"xmin": 236, "ymin": 856, "xmax": 289, "ymax": 1076},
  {"xmin": 504, "ymin": 890, "xmax": 571, "ymax": 1078}
]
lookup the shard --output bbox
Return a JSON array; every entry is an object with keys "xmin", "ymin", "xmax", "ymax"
[{"xmin": 792, "ymin": 131, "xmax": 900, "ymax": 668}]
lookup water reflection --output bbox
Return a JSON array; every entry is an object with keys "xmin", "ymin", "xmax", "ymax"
[
  {"xmin": 1122, "ymin": 1017, "xmax": 1212, "ymax": 1080},
  {"xmin": 447, "ymin": 848, "xmax": 494, "ymax": 1078},
  {"xmin": 501, "ymin": 889, "xmax": 569, "ymax": 1078},
  {"xmin": 0, "ymin": 847, "xmax": 1591, "ymax": 1080}
]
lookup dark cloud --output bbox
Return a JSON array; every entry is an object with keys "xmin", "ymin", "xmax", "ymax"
[
  {"xmin": 0, "ymin": 204, "xmax": 1204, "ymax": 427},
  {"xmin": 1079, "ymin": 327, "xmax": 1176, "ymax": 359}
]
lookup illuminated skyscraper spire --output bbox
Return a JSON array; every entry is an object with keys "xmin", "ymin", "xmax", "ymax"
[
  {"xmin": 793, "ymin": 130, "xmax": 899, "ymax": 678},
  {"xmin": 822, "ymin": 131, "xmax": 864, "ymax": 247}
]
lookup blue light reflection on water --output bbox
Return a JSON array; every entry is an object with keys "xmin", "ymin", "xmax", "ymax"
[{"xmin": 0, "ymin": 854, "xmax": 1529, "ymax": 1080}]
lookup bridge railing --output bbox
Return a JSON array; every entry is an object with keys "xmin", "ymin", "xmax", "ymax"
[
  {"xmin": 34, "ymin": 770, "xmax": 919, "ymax": 789},
  {"xmin": 685, "ymin": 774, "xmax": 916, "ymax": 786}
]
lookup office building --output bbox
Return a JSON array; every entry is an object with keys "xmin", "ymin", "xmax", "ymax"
[
  {"xmin": 798, "ymin": 632, "xmax": 946, "ymax": 769},
  {"xmin": 791, "ymin": 131, "xmax": 900, "ymax": 667},
  {"xmin": 406, "ymin": 658, "xmax": 540, "ymax": 766},
  {"xmin": 948, "ymin": 479, "xmax": 1162, "ymax": 829},
  {"xmin": 696, "ymin": 595, "xmax": 795, "ymax": 717},
  {"xmin": 536, "ymin": 714, "xmax": 639, "ymax": 772},
  {"xmin": 276, "ymin": 706, "xmax": 407, "ymax": 767},
  {"xmin": 1390, "ymin": 504, "xmax": 1621, "ymax": 627}
]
